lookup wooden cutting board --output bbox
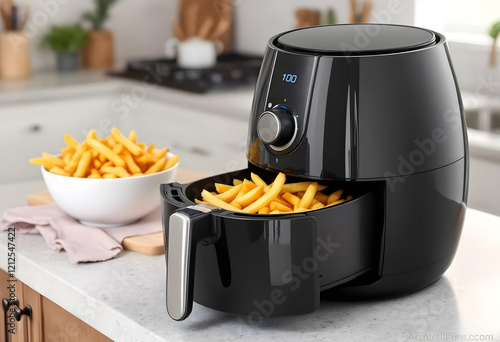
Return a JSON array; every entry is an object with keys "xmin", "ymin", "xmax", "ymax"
[{"xmin": 27, "ymin": 168, "xmax": 208, "ymax": 256}]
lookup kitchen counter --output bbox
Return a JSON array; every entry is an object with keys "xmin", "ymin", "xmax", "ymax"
[{"xmin": 0, "ymin": 180, "xmax": 499, "ymax": 342}]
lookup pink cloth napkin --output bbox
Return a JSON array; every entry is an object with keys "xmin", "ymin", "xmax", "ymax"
[{"xmin": 0, "ymin": 204, "xmax": 162, "ymax": 263}]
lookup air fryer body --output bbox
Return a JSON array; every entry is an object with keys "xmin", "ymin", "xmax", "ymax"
[
  {"xmin": 161, "ymin": 24, "xmax": 468, "ymax": 319},
  {"xmin": 247, "ymin": 24, "xmax": 468, "ymax": 298}
]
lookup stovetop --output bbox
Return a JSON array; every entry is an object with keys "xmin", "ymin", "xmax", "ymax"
[{"xmin": 108, "ymin": 53, "xmax": 263, "ymax": 94}]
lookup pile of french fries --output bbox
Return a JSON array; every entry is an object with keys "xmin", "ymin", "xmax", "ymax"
[
  {"xmin": 30, "ymin": 128, "xmax": 179, "ymax": 179},
  {"xmin": 197, "ymin": 172, "xmax": 353, "ymax": 214}
]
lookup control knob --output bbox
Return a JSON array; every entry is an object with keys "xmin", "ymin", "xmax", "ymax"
[{"xmin": 257, "ymin": 106, "xmax": 295, "ymax": 147}]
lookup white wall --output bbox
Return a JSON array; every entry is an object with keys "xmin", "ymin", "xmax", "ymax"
[
  {"xmin": 233, "ymin": 0, "xmax": 416, "ymax": 55},
  {"xmin": 4, "ymin": 0, "xmax": 417, "ymax": 71},
  {"xmin": 9, "ymin": 0, "xmax": 177, "ymax": 71}
]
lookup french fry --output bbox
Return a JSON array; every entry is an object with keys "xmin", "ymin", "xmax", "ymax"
[
  {"xmin": 145, "ymin": 157, "xmax": 167, "ymax": 175},
  {"xmin": 273, "ymin": 196, "xmax": 294, "ymax": 209},
  {"xmin": 86, "ymin": 129, "xmax": 98, "ymax": 140},
  {"xmin": 92, "ymin": 157, "xmax": 102, "ymax": 169},
  {"xmin": 64, "ymin": 133, "xmax": 80, "ymax": 150},
  {"xmin": 242, "ymin": 179, "xmax": 257, "ymax": 191},
  {"xmin": 250, "ymin": 172, "xmax": 267, "ymax": 187},
  {"xmin": 48, "ymin": 166, "xmax": 70, "ymax": 177},
  {"xmin": 258, "ymin": 207, "xmax": 270, "ymax": 214},
  {"xmin": 29, "ymin": 157, "xmax": 62, "ymax": 169},
  {"xmin": 282, "ymin": 192, "xmax": 301, "ymax": 207},
  {"xmin": 121, "ymin": 150, "xmax": 142, "ymax": 174},
  {"xmin": 270, "ymin": 201, "xmax": 292, "ymax": 212},
  {"xmin": 215, "ymin": 184, "xmax": 243, "ymax": 202},
  {"xmin": 63, "ymin": 151, "xmax": 73, "ymax": 165},
  {"xmin": 327, "ymin": 190, "xmax": 344, "ymax": 205},
  {"xmin": 310, "ymin": 201, "xmax": 325, "ymax": 210},
  {"xmin": 215, "ymin": 183, "xmax": 233, "ymax": 193},
  {"xmin": 89, "ymin": 168, "xmax": 101, "ymax": 178},
  {"xmin": 41, "ymin": 152, "xmax": 65, "ymax": 167},
  {"xmin": 233, "ymin": 179, "xmax": 243, "ymax": 186},
  {"xmin": 152, "ymin": 147, "xmax": 168, "ymax": 161},
  {"xmin": 298, "ymin": 182, "xmax": 318, "ymax": 209},
  {"xmin": 101, "ymin": 166, "xmax": 131, "ymax": 178},
  {"xmin": 327, "ymin": 199, "xmax": 346, "ymax": 207},
  {"xmin": 236, "ymin": 185, "xmax": 264, "ymax": 207},
  {"xmin": 165, "ymin": 155, "xmax": 179, "ymax": 170},
  {"xmin": 242, "ymin": 172, "xmax": 286, "ymax": 213},
  {"xmin": 65, "ymin": 145, "xmax": 86, "ymax": 174},
  {"xmin": 202, "ymin": 190, "xmax": 241, "ymax": 212},
  {"xmin": 100, "ymin": 166, "xmax": 130, "ymax": 178},
  {"xmin": 111, "ymin": 127, "xmax": 143, "ymax": 156},
  {"xmin": 280, "ymin": 181, "xmax": 327, "ymax": 195},
  {"xmin": 112, "ymin": 143, "xmax": 124, "ymax": 155},
  {"xmin": 73, "ymin": 151, "xmax": 92, "ymax": 178},
  {"xmin": 128, "ymin": 130, "xmax": 137, "ymax": 143},
  {"xmin": 314, "ymin": 192, "xmax": 328, "ymax": 205},
  {"xmin": 86, "ymin": 138, "xmax": 126, "ymax": 167},
  {"xmin": 229, "ymin": 187, "xmax": 248, "ymax": 206}
]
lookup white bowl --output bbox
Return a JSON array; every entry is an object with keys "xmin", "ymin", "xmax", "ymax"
[{"xmin": 41, "ymin": 153, "xmax": 179, "ymax": 227}]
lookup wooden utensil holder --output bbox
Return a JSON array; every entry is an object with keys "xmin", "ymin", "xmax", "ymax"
[{"xmin": 0, "ymin": 31, "xmax": 31, "ymax": 80}]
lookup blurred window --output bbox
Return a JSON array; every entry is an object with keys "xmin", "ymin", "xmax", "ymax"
[{"xmin": 415, "ymin": 0, "xmax": 500, "ymax": 44}]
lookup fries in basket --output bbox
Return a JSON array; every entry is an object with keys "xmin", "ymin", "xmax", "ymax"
[{"xmin": 196, "ymin": 172, "xmax": 353, "ymax": 214}]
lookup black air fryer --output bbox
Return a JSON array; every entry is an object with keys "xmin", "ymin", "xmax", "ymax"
[{"xmin": 161, "ymin": 24, "xmax": 468, "ymax": 321}]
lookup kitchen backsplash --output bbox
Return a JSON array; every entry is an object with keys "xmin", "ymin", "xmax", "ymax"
[{"xmin": 2, "ymin": 0, "xmax": 416, "ymax": 72}]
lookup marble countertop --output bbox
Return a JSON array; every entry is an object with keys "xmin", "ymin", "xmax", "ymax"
[{"xmin": 0, "ymin": 180, "xmax": 499, "ymax": 342}]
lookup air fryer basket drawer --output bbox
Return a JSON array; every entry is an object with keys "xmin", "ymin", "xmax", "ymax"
[{"xmin": 161, "ymin": 167, "xmax": 384, "ymax": 316}]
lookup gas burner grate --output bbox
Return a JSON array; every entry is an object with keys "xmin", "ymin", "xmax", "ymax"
[{"xmin": 108, "ymin": 53, "xmax": 263, "ymax": 94}]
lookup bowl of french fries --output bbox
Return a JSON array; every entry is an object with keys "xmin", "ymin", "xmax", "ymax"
[{"xmin": 31, "ymin": 128, "xmax": 179, "ymax": 227}]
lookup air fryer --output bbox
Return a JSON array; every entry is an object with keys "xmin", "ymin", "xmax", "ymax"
[{"xmin": 161, "ymin": 24, "xmax": 468, "ymax": 321}]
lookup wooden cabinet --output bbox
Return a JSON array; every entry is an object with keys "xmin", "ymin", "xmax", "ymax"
[{"xmin": 0, "ymin": 270, "xmax": 111, "ymax": 342}]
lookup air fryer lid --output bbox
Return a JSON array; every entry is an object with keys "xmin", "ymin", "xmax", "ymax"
[{"xmin": 275, "ymin": 24, "xmax": 436, "ymax": 55}]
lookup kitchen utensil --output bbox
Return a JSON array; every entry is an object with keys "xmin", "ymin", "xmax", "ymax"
[
  {"xmin": 197, "ymin": 17, "xmax": 214, "ymax": 40},
  {"xmin": 0, "ymin": 0, "xmax": 13, "ymax": 30},
  {"xmin": 295, "ymin": 8, "xmax": 320, "ymax": 28},
  {"xmin": 349, "ymin": 0, "xmax": 371, "ymax": 23},
  {"xmin": 208, "ymin": 16, "xmax": 231, "ymax": 41},
  {"xmin": 0, "ymin": 30, "xmax": 31, "ymax": 80},
  {"xmin": 349, "ymin": 0, "xmax": 357, "ymax": 23},
  {"xmin": 162, "ymin": 24, "xmax": 468, "ymax": 321},
  {"xmin": 182, "ymin": 1, "xmax": 198, "ymax": 39},
  {"xmin": 360, "ymin": 1, "xmax": 372, "ymax": 23},
  {"xmin": 176, "ymin": 0, "xmax": 232, "ymax": 51},
  {"xmin": 10, "ymin": 4, "xmax": 17, "ymax": 30},
  {"xmin": 172, "ymin": 21, "xmax": 186, "ymax": 41}
]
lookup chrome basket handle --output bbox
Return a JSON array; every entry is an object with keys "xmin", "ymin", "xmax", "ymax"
[{"xmin": 166, "ymin": 205, "xmax": 215, "ymax": 321}]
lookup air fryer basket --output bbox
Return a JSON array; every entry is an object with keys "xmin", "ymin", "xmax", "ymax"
[{"xmin": 161, "ymin": 165, "xmax": 385, "ymax": 317}]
